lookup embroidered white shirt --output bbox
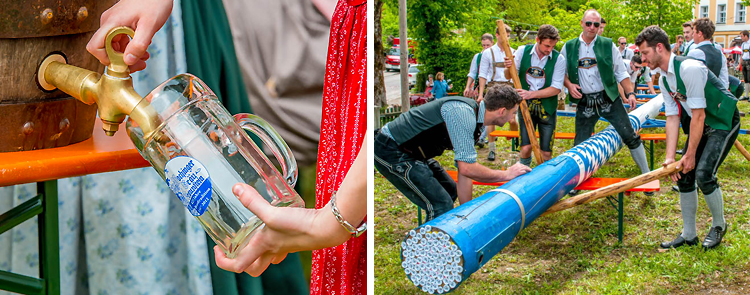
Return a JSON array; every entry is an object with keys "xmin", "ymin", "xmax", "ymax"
[
  {"xmin": 560, "ymin": 34, "xmax": 629, "ymax": 94},
  {"xmin": 513, "ymin": 44, "xmax": 566, "ymax": 91}
]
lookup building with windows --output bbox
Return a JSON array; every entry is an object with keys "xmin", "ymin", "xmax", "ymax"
[{"xmin": 695, "ymin": 0, "xmax": 748, "ymax": 47}]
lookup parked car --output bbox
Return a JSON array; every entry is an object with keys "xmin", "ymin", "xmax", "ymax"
[
  {"xmin": 385, "ymin": 47, "xmax": 400, "ymax": 71},
  {"xmin": 407, "ymin": 65, "xmax": 420, "ymax": 89},
  {"xmin": 385, "ymin": 46, "xmax": 417, "ymax": 72}
]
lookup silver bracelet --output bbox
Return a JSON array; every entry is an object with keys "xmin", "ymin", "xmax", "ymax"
[{"xmin": 330, "ymin": 191, "xmax": 366, "ymax": 238}]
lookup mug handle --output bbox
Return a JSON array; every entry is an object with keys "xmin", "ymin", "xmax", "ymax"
[{"xmin": 234, "ymin": 113, "xmax": 298, "ymax": 187}]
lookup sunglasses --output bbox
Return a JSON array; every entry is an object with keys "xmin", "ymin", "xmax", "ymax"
[
  {"xmin": 585, "ymin": 21, "xmax": 601, "ymax": 28},
  {"xmin": 620, "ymin": 42, "xmax": 627, "ymax": 45},
  {"xmin": 633, "ymin": 65, "xmax": 643, "ymax": 70}
]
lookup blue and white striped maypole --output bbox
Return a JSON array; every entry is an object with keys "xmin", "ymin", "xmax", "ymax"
[{"xmin": 400, "ymin": 95, "xmax": 665, "ymax": 294}]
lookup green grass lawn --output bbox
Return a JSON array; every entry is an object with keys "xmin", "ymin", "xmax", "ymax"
[{"xmin": 375, "ymin": 101, "xmax": 750, "ymax": 294}]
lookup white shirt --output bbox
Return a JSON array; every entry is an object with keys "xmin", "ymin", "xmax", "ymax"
[
  {"xmin": 655, "ymin": 54, "xmax": 708, "ymax": 118},
  {"xmin": 560, "ymin": 34, "xmax": 629, "ymax": 94},
  {"xmin": 684, "ymin": 40, "xmax": 694, "ymax": 53},
  {"xmin": 687, "ymin": 40, "xmax": 729, "ymax": 88},
  {"xmin": 742, "ymin": 40, "xmax": 750, "ymax": 60},
  {"xmin": 479, "ymin": 44, "xmax": 515, "ymax": 82},
  {"xmin": 624, "ymin": 59, "xmax": 651, "ymax": 84},
  {"xmin": 687, "ymin": 41, "xmax": 721, "ymax": 52},
  {"xmin": 467, "ymin": 53, "xmax": 481, "ymax": 79},
  {"xmin": 513, "ymin": 44, "xmax": 567, "ymax": 91},
  {"xmin": 619, "ymin": 47, "xmax": 634, "ymax": 60}
]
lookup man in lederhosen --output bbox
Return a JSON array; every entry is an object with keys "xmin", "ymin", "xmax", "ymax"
[
  {"xmin": 688, "ymin": 18, "xmax": 729, "ymax": 90},
  {"xmin": 561, "ymin": 9, "xmax": 651, "ymax": 181},
  {"xmin": 464, "ymin": 33, "xmax": 494, "ymax": 99},
  {"xmin": 464, "ymin": 33, "xmax": 495, "ymax": 148},
  {"xmin": 619, "ymin": 55, "xmax": 657, "ymax": 96},
  {"xmin": 675, "ymin": 18, "xmax": 740, "ymax": 162},
  {"xmin": 374, "ymin": 85, "xmax": 531, "ymax": 221},
  {"xmin": 738, "ymin": 30, "xmax": 750, "ymax": 100},
  {"xmin": 618, "ymin": 36, "xmax": 634, "ymax": 60},
  {"xmin": 477, "ymin": 24, "xmax": 516, "ymax": 161},
  {"xmin": 502, "ymin": 24, "xmax": 566, "ymax": 166},
  {"xmin": 637, "ymin": 25, "xmax": 740, "ymax": 250},
  {"xmin": 681, "ymin": 21, "xmax": 695, "ymax": 56}
]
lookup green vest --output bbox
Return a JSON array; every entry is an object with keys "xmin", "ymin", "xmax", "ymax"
[
  {"xmin": 518, "ymin": 45, "xmax": 560, "ymax": 115},
  {"xmin": 564, "ymin": 36, "xmax": 619, "ymax": 103},
  {"xmin": 661, "ymin": 56, "xmax": 738, "ymax": 131},
  {"xmin": 388, "ymin": 96, "xmax": 482, "ymax": 159},
  {"xmin": 682, "ymin": 41, "xmax": 692, "ymax": 56},
  {"xmin": 729, "ymin": 75, "xmax": 743, "ymax": 98},
  {"xmin": 473, "ymin": 52, "xmax": 482, "ymax": 89}
]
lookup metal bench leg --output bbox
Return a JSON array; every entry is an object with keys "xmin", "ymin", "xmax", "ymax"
[
  {"xmin": 607, "ymin": 192, "xmax": 625, "ymax": 243},
  {"xmin": 38, "ymin": 180, "xmax": 60, "ymax": 295},
  {"xmin": 649, "ymin": 140, "xmax": 654, "ymax": 171},
  {"xmin": 0, "ymin": 180, "xmax": 59, "ymax": 295},
  {"xmin": 618, "ymin": 192, "xmax": 624, "ymax": 243},
  {"xmin": 0, "ymin": 196, "xmax": 45, "ymax": 294}
]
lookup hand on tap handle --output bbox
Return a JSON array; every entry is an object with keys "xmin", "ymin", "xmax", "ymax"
[{"xmin": 86, "ymin": 0, "xmax": 173, "ymax": 72}]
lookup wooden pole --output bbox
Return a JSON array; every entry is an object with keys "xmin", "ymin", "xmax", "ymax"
[
  {"xmin": 398, "ymin": 0, "xmax": 410, "ymax": 112},
  {"xmin": 734, "ymin": 140, "xmax": 750, "ymax": 161},
  {"xmin": 496, "ymin": 20, "xmax": 543, "ymax": 165},
  {"xmin": 543, "ymin": 162, "xmax": 683, "ymax": 215}
]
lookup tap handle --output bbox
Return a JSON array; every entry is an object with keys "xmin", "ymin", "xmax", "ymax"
[{"xmin": 104, "ymin": 26, "xmax": 136, "ymax": 76}]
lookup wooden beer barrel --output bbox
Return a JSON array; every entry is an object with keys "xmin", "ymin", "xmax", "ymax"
[{"xmin": 0, "ymin": 0, "xmax": 117, "ymax": 152}]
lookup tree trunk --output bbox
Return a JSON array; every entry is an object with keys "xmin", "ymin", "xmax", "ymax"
[{"xmin": 374, "ymin": 0, "xmax": 386, "ymax": 128}]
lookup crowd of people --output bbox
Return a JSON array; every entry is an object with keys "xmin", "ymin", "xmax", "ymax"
[{"xmin": 376, "ymin": 8, "xmax": 750, "ymax": 251}]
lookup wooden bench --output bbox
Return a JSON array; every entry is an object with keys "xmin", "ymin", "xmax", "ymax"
[
  {"xmin": 489, "ymin": 130, "xmax": 666, "ymax": 171},
  {"xmin": 416, "ymin": 171, "xmax": 661, "ymax": 243}
]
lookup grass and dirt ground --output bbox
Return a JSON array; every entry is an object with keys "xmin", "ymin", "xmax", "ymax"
[{"xmin": 375, "ymin": 101, "xmax": 750, "ymax": 294}]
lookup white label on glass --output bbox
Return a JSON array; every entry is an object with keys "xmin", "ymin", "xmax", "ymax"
[{"xmin": 164, "ymin": 156, "xmax": 212, "ymax": 216}]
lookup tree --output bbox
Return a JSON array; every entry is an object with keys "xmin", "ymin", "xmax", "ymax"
[
  {"xmin": 502, "ymin": 0, "xmax": 553, "ymax": 30},
  {"xmin": 381, "ymin": 0, "xmax": 400, "ymax": 48},
  {"xmin": 619, "ymin": 0, "xmax": 698, "ymax": 42},
  {"xmin": 555, "ymin": 0, "xmax": 588, "ymax": 11},
  {"xmin": 375, "ymin": 0, "xmax": 386, "ymax": 109},
  {"xmin": 408, "ymin": 0, "xmax": 502, "ymax": 93}
]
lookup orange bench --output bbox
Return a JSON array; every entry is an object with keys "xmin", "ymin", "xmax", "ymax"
[
  {"xmin": 441, "ymin": 170, "xmax": 660, "ymax": 242},
  {"xmin": 489, "ymin": 130, "xmax": 666, "ymax": 170},
  {"xmin": 489, "ymin": 130, "xmax": 666, "ymax": 141}
]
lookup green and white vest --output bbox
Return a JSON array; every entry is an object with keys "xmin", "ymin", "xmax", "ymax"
[
  {"xmin": 564, "ymin": 36, "xmax": 619, "ymax": 104},
  {"xmin": 661, "ymin": 56, "xmax": 738, "ymax": 131},
  {"xmin": 518, "ymin": 45, "xmax": 560, "ymax": 115}
]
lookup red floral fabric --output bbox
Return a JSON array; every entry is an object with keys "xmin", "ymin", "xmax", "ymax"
[{"xmin": 310, "ymin": 0, "xmax": 367, "ymax": 294}]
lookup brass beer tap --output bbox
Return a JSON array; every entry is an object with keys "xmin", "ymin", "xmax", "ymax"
[{"xmin": 36, "ymin": 26, "xmax": 161, "ymax": 138}]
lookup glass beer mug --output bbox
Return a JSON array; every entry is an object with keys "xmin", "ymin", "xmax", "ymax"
[{"xmin": 126, "ymin": 74, "xmax": 304, "ymax": 258}]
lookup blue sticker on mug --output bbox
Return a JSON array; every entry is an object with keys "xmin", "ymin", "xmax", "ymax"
[{"xmin": 165, "ymin": 156, "xmax": 212, "ymax": 216}]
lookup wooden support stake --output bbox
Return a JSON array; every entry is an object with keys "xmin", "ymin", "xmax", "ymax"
[
  {"xmin": 496, "ymin": 20, "xmax": 543, "ymax": 165},
  {"xmin": 734, "ymin": 140, "xmax": 750, "ymax": 161},
  {"xmin": 543, "ymin": 162, "xmax": 682, "ymax": 215}
]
